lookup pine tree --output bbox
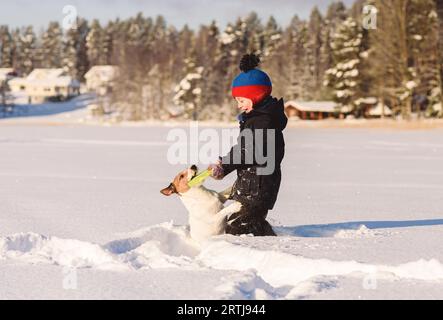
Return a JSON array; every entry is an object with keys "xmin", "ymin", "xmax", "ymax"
[
  {"xmin": 261, "ymin": 16, "xmax": 287, "ymax": 98},
  {"xmin": 407, "ymin": 0, "xmax": 441, "ymax": 117},
  {"xmin": 86, "ymin": 19, "xmax": 105, "ymax": 66},
  {"xmin": 0, "ymin": 26, "xmax": 14, "ymax": 68},
  {"xmin": 173, "ymin": 53, "xmax": 204, "ymax": 120},
  {"xmin": 370, "ymin": 0, "xmax": 412, "ymax": 119},
  {"xmin": 173, "ymin": 24, "xmax": 195, "ymax": 77},
  {"xmin": 368, "ymin": 0, "xmax": 442, "ymax": 118},
  {"xmin": 325, "ymin": 18, "xmax": 365, "ymax": 113},
  {"xmin": 62, "ymin": 26, "xmax": 78, "ymax": 78},
  {"xmin": 10, "ymin": 29, "xmax": 20, "ymax": 71},
  {"xmin": 305, "ymin": 7, "xmax": 325, "ymax": 100},
  {"xmin": 62, "ymin": 18, "xmax": 89, "ymax": 80},
  {"xmin": 284, "ymin": 15, "xmax": 309, "ymax": 100},
  {"xmin": 32, "ymin": 28, "xmax": 45, "ymax": 69},
  {"xmin": 41, "ymin": 22, "xmax": 63, "ymax": 68},
  {"xmin": 261, "ymin": 16, "xmax": 282, "ymax": 59},
  {"xmin": 215, "ymin": 22, "xmax": 237, "ymax": 114},
  {"xmin": 244, "ymin": 12, "xmax": 263, "ymax": 54},
  {"xmin": 102, "ymin": 21, "xmax": 115, "ymax": 65},
  {"xmin": 322, "ymin": 2, "xmax": 348, "ymax": 76},
  {"xmin": 76, "ymin": 19, "xmax": 90, "ymax": 80},
  {"xmin": 18, "ymin": 26, "xmax": 37, "ymax": 75},
  {"xmin": 215, "ymin": 18, "xmax": 249, "ymax": 116},
  {"xmin": 195, "ymin": 21, "xmax": 226, "ymax": 120}
]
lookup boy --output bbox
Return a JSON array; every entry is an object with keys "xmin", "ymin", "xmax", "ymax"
[{"xmin": 208, "ymin": 53, "xmax": 287, "ymax": 236}]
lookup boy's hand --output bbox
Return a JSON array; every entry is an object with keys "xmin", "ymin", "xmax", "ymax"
[{"xmin": 208, "ymin": 160, "xmax": 225, "ymax": 180}]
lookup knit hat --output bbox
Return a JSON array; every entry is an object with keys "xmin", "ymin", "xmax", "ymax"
[{"xmin": 231, "ymin": 54, "xmax": 272, "ymax": 106}]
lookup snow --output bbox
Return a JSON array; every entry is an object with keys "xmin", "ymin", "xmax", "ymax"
[
  {"xmin": 431, "ymin": 87, "xmax": 441, "ymax": 97},
  {"xmin": 1, "ymin": 222, "xmax": 442, "ymax": 299},
  {"xmin": 432, "ymin": 103, "xmax": 442, "ymax": 112},
  {"xmin": 179, "ymin": 78, "xmax": 191, "ymax": 90},
  {"xmin": 355, "ymin": 97, "xmax": 378, "ymax": 105},
  {"xmin": 1, "ymin": 113, "xmax": 443, "ymax": 299},
  {"xmin": 220, "ymin": 30, "xmax": 235, "ymax": 45},
  {"xmin": 10, "ymin": 68, "xmax": 79, "ymax": 88},
  {"xmin": 359, "ymin": 51, "xmax": 369, "ymax": 59},
  {"xmin": 344, "ymin": 69, "xmax": 359, "ymax": 78},
  {"xmin": 285, "ymin": 101, "xmax": 337, "ymax": 113},
  {"xmin": 192, "ymin": 88, "xmax": 202, "ymax": 95},
  {"xmin": 84, "ymin": 66, "xmax": 118, "ymax": 83},
  {"xmin": 185, "ymin": 72, "xmax": 202, "ymax": 81},
  {"xmin": 334, "ymin": 60, "xmax": 359, "ymax": 72},
  {"xmin": 368, "ymin": 103, "xmax": 393, "ymax": 116},
  {"xmin": 429, "ymin": 10, "xmax": 438, "ymax": 19},
  {"xmin": 0, "ymin": 68, "xmax": 14, "ymax": 81},
  {"xmin": 1, "ymin": 93, "xmax": 95, "ymax": 120},
  {"xmin": 336, "ymin": 90, "xmax": 351, "ymax": 98},
  {"xmin": 340, "ymin": 105, "xmax": 353, "ymax": 113},
  {"xmin": 406, "ymin": 81, "xmax": 418, "ymax": 90},
  {"xmin": 412, "ymin": 35, "xmax": 423, "ymax": 41},
  {"xmin": 26, "ymin": 68, "xmax": 65, "ymax": 81}
]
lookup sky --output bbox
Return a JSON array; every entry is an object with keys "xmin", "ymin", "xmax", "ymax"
[{"xmin": 0, "ymin": 0, "xmax": 356, "ymax": 31}]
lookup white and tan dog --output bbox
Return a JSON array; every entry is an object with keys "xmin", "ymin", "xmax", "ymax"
[{"xmin": 160, "ymin": 165, "xmax": 242, "ymax": 242}]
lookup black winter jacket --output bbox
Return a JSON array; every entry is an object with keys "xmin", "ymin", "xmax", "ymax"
[{"xmin": 220, "ymin": 96, "xmax": 288, "ymax": 210}]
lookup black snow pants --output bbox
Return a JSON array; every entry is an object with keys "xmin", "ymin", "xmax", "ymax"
[{"xmin": 225, "ymin": 204, "xmax": 276, "ymax": 237}]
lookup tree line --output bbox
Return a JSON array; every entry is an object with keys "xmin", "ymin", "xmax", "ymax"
[{"xmin": 1, "ymin": 0, "xmax": 443, "ymax": 120}]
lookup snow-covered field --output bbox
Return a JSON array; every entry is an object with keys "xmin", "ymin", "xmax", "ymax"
[{"xmin": 1, "ymin": 101, "xmax": 443, "ymax": 299}]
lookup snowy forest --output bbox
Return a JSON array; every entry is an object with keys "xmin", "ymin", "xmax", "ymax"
[{"xmin": 1, "ymin": 0, "xmax": 443, "ymax": 121}]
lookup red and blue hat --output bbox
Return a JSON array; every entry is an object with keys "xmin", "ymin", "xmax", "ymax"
[{"xmin": 231, "ymin": 54, "xmax": 272, "ymax": 106}]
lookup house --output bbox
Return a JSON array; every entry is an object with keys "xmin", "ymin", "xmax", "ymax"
[
  {"xmin": 285, "ymin": 101, "xmax": 339, "ymax": 120},
  {"xmin": 84, "ymin": 65, "xmax": 118, "ymax": 95},
  {"xmin": 8, "ymin": 68, "xmax": 80, "ymax": 104}
]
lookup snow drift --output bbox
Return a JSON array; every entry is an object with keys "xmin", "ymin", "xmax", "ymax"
[{"xmin": 1, "ymin": 221, "xmax": 442, "ymax": 299}]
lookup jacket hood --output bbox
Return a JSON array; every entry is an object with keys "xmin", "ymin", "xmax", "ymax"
[{"xmin": 245, "ymin": 96, "xmax": 288, "ymax": 131}]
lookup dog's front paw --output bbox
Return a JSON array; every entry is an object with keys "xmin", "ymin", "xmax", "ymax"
[
  {"xmin": 217, "ymin": 201, "xmax": 243, "ymax": 222},
  {"xmin": 230, "ymin": 201, "xmax": 243, "ymax": 213}
]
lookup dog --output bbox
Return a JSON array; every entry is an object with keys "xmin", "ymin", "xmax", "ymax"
[{"xmin": 160, "ymin": 165, "xmax": 243, "ymax": 242}]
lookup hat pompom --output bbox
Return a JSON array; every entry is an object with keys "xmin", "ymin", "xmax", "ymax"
[{"xmin": 239, "ymin": 53, "xmax": 260, "ymax": 73}]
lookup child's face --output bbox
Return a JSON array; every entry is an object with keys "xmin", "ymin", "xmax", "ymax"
[{"xmin": 235, "ymin": 97, "xmax": 253, "ymax": 113}]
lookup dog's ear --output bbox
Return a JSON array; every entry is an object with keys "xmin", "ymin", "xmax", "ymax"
[{"xmin": 160, "ymin": 183, "xmax": 176, "ymax": 196}]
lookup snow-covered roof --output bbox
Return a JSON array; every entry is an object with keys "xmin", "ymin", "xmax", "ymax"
[
  {"xmin": 285, "ymin": 101, "xmax": 338, "ymax": 113},
  {"xmin": 84, "ymin": 65, "xmax": 118, "ymax": 82},
  {"xmin": 26, "ymin": 68, "xmax": 65, "ymax": 81},
  {"xmin": 355, "ymin": 97, "xmax": 378, "ymax": 105},
  {"xmin": 9, "ymin": 68, "xmax": 79, "ymax": 88},
  {"xmin": 54, "ymin": 76, "xmax": 80, "ymax": 88},
  {"xmin": 368, "ymin": 103, "xmax": 392, "ymax": 116}
]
